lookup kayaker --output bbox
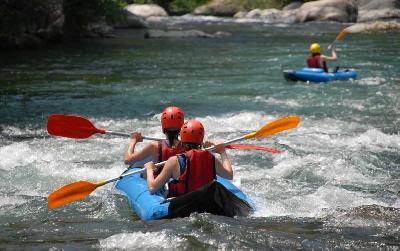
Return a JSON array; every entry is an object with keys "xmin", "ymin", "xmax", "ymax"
[
  {"xmin": 124, "ymin": 106, "xmax": 186, "ymax": 172},
  {"xmin": 145, "ymin": 120, "xmax": 233, "ymax": 196},
  {"xmin": 307, "ymin": 43, "xmax": 337, "ymax": 72}
]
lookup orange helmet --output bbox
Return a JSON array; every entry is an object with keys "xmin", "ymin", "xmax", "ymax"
[
  {"xmin": 161, "ymin": 106, "xmax": 184, "ymax": 131},
  {"xmin": 180, "ymin": 120, "xmax": 204, "ymax": 145}
]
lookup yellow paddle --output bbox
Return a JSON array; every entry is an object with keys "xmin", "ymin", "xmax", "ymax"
[
  {"xmin": 329, "ymin": 29, "xmax": 347, "ymax": 48},
  {"xmin": 47, "ymin": 115, "xmax": 300, "ymax": 209}
]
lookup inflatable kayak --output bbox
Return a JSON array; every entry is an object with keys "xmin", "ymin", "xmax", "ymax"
[
  {"xmin": 283, "ymin": 68, "xmax": 357, "ymax": 83},
  {"xmin": 115, "ymin": 166, "xmax": 255, "ymax": 221}
]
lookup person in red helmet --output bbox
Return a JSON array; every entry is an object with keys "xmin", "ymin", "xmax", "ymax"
[
  {"xmin": 145, "ymin": 120, "xmax": 233, "ymax": 196},
  {"xmin": 124, "ymin": 106, "xmax": 187, "ymax": 171}
]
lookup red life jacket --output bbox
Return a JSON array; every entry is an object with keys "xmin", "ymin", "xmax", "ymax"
[
  {"xmin": 307, "ymin": 54, "xmax": 328, "ymax": 72},
  {"xmin": 168, "ymin": 149, "xmax": 216, "ymax": 197},
  {"xmin": 154, "ymin": 140, "xmax": 186, "ymax": 176}
]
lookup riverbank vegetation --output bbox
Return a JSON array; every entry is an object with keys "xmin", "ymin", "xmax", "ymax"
[{"xmin": 0, "ymin": 0, "xmax": 307, "ymax": 48}]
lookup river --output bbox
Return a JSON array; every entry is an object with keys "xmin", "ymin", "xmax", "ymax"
[{"xmin": 0, "ymin": 19, "xmax": 399, "ymax": 249}]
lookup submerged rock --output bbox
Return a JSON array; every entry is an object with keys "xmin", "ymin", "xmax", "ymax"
[
  {"xmin": 144, "ymin": 29, "xmax": 231, "ymax": 38},
  {"xmin": 87, "ymin": 22, "xmax": 115, "ymax": 38}
]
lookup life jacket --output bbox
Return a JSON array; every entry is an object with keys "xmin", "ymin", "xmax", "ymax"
[
  {"xmin": 307, "ymin": 54, "xmax": 328, "ymax": 72},
  {"xmin": 154, "ymin": 140, "xmax": 186, "ymax": 176},
  {"xmin": 168, "ymin": 149, "xmax": 216, "ymax": 197}
]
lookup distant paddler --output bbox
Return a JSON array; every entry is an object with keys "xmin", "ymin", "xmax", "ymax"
[{"xmin": 306, "ymin": 43, "xmax": 337, "ymax": 73}]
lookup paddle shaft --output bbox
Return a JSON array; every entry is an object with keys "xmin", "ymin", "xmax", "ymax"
[{"xmin": 105, "ymin": 130, "xmax": 163, "ymax": 141}]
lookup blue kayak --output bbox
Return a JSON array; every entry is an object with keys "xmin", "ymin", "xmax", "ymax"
[
  {"xmin": 115, "ymin": 167, "xmax": 255, "ymax": 221},
  {"xmin": 283, "ymin": 68, "xmax": 357, "ymax": 83}
]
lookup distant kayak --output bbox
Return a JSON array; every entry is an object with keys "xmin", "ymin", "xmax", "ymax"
[
  {"xmin": 115, "ymin": 166, "xmax": 255, "ymax": 221},
  {"xmin": 283, "ymin": 68, "xmax": 357, "ymax": 83}
]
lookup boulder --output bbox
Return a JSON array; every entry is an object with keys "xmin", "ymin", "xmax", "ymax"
[
  {"xmin": 124, "ymin": 4, "xmax": 168, "ymax": 18},
  {"xmin": 358, "ymin": 0, "xmax": 400, "ymax": 10},
  {"xmin": 193, "ymin": 0, "xmax": 243, "ymax": 17},
  {"xmin": 233, "ymin": 11, "xmax": 248, "ymax": 18},
  {"xmin": 246, "ymin": 8, "xmax": 281, "ymax": 19},
  {"xmin": 114, "ymin": 9, "xmax": 148, "ymax": 29},
  {"xmin": 295, "ymin": 0, "xmax": 358, "ymax": 23},
  {"xmin": 282, "ymin": 1, "xmax": 303, "ymax": 11},
  {"xmin": 235, "ymin": 8, "xmax": 297, "ymax": 23},
  {"xmin": 357, "ymin": 0, "xmax": 400, "ymax": 22},
  {"xmin": 358, "ymin": 9, "xmax": 400, "ymax": 22},
  {"xmin": 344, "ymin": 21, "xmax": 400, "ymax": 33}
]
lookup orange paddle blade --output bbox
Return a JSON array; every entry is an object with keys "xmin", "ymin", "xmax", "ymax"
[
  {"xmin": 244, "ymin": 116, "xmax": 300, "ymax": 139},
  {"xmin": 335, "ymin": 31, "xmax": 346, "ymax": 41},
  {"xmin": 48, "ymin": 181, "xmax": 103, "ymax": 209},
  {"xmin": 47, "ymin": 114, "xmax": 105, "ymax": 139},
  {"xmin": 226, "ymin": 144, "xmax": 280, "ymax": 154}
]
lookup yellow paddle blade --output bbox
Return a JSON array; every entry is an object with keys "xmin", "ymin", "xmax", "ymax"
[
  {"xmin": 244, "ymin": 116, "xmax": 300, "ymax": 140},
  {"xmin": 47, "ymin": 180, "xmax": 105, "ymax": 209},
  {"xmin": 335, "ymin": 30, "xmax": 346, "ymax": 41}
]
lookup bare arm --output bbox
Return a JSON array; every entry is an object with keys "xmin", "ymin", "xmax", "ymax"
[
  {"xmin": 124, "ymin": 132, "xmax": 158, "ymax": 164},
  {"xmin": 145, "ymin": 157, "xmax": 180, "ymax": 194},
  {"xmin": 209, "ymin": 141, "xmax": 233, "ymax": 180},
  {"xmin": 322, "ymin": 46, "xmax": 337, "ymax": 61}
]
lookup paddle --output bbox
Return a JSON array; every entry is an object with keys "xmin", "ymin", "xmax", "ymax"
[
  {"xmin": 47, "ymin": 114, "xmax": 280, "ymax": 153},
  {"xmin": 48, "ymin": 115, "xmax": 300, "ymax": 209},
  {"xmin": 329, "ymin": 30, "xmax": 347, "ymax": 48},
  {"xmin": 226, "ymin": 144, "xmax": 280, "ymax": 154},
  {"xmin": 47, "ymin": 114, "xmax": 163, "ymax": 141}
]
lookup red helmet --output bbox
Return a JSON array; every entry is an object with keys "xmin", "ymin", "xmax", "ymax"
[
  {"xmin": 161, "ymin": 106, "xmax": 184, "ymax": 131},
  {"xmin": 180, "ymin": 120, "xmax": 204, "ymax": 144}
]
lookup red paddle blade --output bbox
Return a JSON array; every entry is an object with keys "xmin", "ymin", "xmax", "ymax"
[
  {"xmin": 226, "ymin": 144, "xmax": 280, "ymax": 154},
  {"xmin": 47, "ymin": 114, "xmax": 105, "ymax": 139}
]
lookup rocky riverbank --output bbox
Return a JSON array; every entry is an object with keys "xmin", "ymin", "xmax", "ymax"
[{"xmin": 1, "ymin": 0, "xmax": 399, "ymax": 48}]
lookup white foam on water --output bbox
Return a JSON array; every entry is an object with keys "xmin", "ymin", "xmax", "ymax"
[
  {"xmin": 254, "ymin": 185, "xmax": 387, "ymax": 218},
  {"xmin": 343, "ymin": 128, "xmax": 400, "ymax": 152},
  {"xmin": 238, "ymin": 96, "xmax": 301, "ymax": 108},
  {"xmin": 195, "ymin": 112, "xmax": 277, "ymax": 135},
  {"xmin": 245, "ymin": 116, "xmax": 399, "ymax": 217},
  {"xmin": 356, "ymin": 76, "xmax": 386, "ymax": 86},
  {"xmin": 341, "ymin": 99, "xmax": 366, "ymax": 111},
  {"xmin": 0, "ymin": 142, "xmax": 34, "ymax": 171},
  {"xmin": 0, "ymin": 195, "xmax": 28, "ymax": 207},
  {"xmin": 98, "ymin": 230, "xmax": 184, "ymax": 249},
  {"xmin": 2, "ymin": 112, "xmax": 398, "ymax": 218}
]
